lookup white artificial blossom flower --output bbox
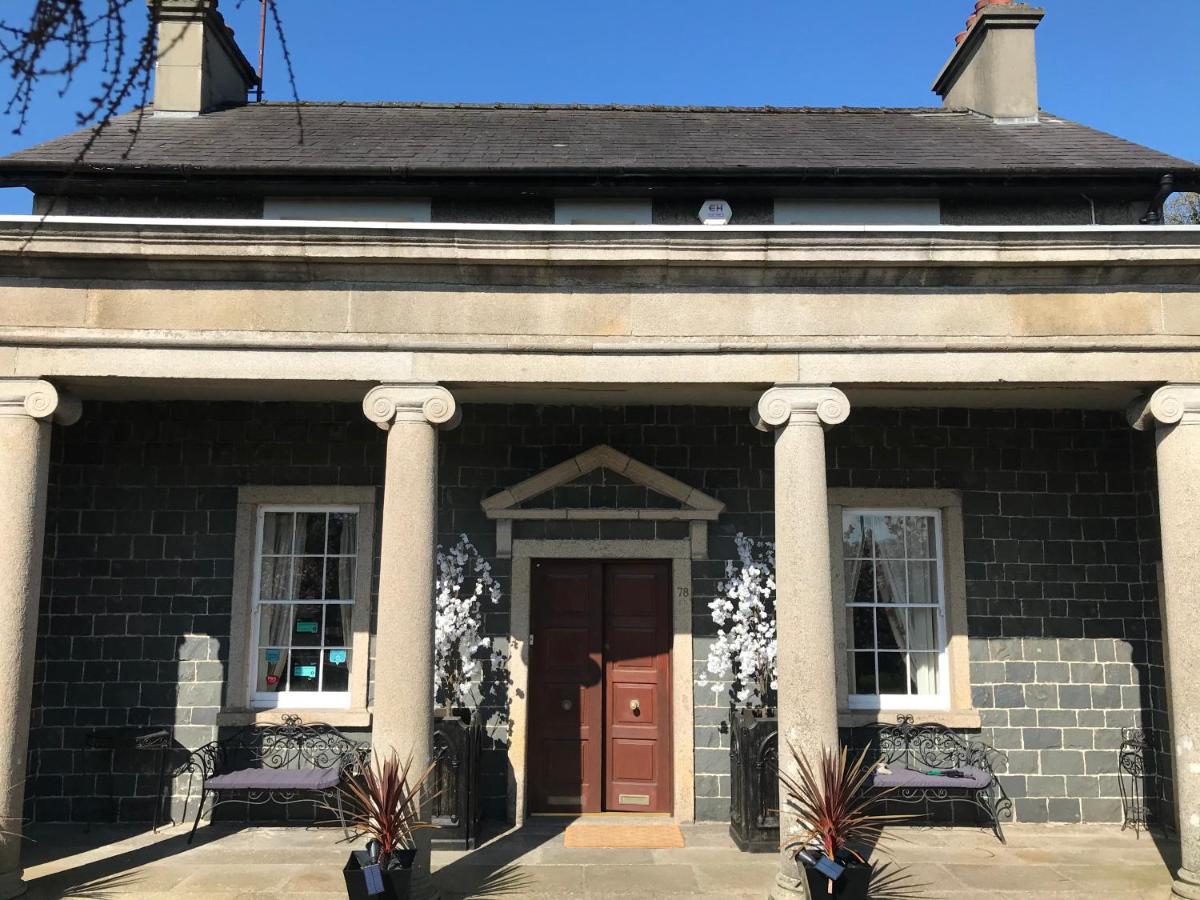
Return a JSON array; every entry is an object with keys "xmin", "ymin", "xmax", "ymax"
[
  {"xmin": 698, "ymin": 533, "xmax": 777, "ymax": 710},
  {"xmin": 433, "ymin": 534, "xmax": 503, "ymax": 710}
]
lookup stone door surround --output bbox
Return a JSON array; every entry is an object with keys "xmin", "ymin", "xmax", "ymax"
[
  {"xmin": 505, "ymin": 540, "xmax": 695, "ymax": 826},
  {"xmin": 483, "ymin": 445, "xmax": 717, "ymax": 823}
]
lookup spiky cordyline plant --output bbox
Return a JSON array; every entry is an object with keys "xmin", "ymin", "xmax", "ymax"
[
  {"xmin": 781, "ymin": 745, "xmax": 912, "ymax": 894},
  {"xmin": 340, "ymin": 750, "xmax": 438, "ymax": 861}
]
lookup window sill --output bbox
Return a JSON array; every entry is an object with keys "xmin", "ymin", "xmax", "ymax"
[
  {"xmin": 216, "ymin": 708, "xmax": 373, "ymax": 728},
  {"xmin": 838, "ymin": 708, "xmax": 981, "ymax": 730}
]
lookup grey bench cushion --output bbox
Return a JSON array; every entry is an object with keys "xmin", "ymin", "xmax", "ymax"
[
  {"xmin": 205, "ymin": 766, "xmax": 341, "ymax": 792},
  {"xmin": 872, "ymin": 764, "xmax": 992, "ymax": 791}
]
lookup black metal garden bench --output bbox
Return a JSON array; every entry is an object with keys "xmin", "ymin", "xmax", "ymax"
[
  {"xmin": 867, "ymin": 714, "xmax": 1012, "ymax": 843},
  {"xmin": 176, "ymin": 714, "xmax": 368, "ymax": 844}
]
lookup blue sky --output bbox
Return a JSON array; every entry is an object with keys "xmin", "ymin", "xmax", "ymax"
[{"xmin": 0, "ymin": 0, "xmax": 1196, "ymax": 214}]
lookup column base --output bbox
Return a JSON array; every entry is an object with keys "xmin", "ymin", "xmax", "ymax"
[
  {"xmin": 768, "ymin": 854, "xmax": 812, "ymax": 900},
  {"xmin": 1173, "ymin": 868, "xmax": 1200, "ymax": 900},
  {"xmin": 767, "ymin": 870, "xmax": 812, "ymax": 900},
  {"xmin": 0, "ymin": 870, "xmax": 27, "ymax": 900}
]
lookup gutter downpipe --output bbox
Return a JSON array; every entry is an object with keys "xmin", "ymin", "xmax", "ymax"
[{"xmin": 1140, "ymin": 173, "xmax": 1175, "ymax": 225}]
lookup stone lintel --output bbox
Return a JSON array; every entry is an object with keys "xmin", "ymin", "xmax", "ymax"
[
  {"xmin": 753, "ymin": 384, "xmax": 850, "ymax": 432},
  {"xmin": 0, "ymin": 378, "xmax": 81, "ymax": 426},
  {"xmin": 1127, "ymin": 384, "xmax": 1200, "ymax": 431},
  {"xmin": 362, "ymin": 383, "xmax": 459, "ymax": 431}
]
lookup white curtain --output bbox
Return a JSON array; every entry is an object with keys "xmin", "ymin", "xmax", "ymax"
[{"xmin": 871, "ymin": 516, "xmax": 938, "ymax": 696}]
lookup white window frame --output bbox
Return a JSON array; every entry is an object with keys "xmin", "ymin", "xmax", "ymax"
[
  {"xmin": 553, "ymin": 199, "xmax": 652, "ymax": 225},
  {"xmin": 841, "ymin": 506, "xmax": 950, "ymax": 712},
  {"xmin": 248, "ymin": 504, "xmax": 360, "ymax": 709},
  {"xmin": 828, "ymin": 488, "xmax": 977, "ymax": 728},
  {"xmin": 223, "ymin": 486, "xmax": 375, "ymax": 720}
]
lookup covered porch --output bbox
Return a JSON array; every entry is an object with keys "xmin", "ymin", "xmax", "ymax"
[{"xmin": 0, "ymin": 219, "xmax": 1197, "ymax": 898}]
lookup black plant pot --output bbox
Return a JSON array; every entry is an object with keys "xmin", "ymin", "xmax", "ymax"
[
  {"xmin": 802, "ymin": 856, "xmax": 870, "ymax": 900},
  {"xmin": 729, "ymin": 707, "xmax": 779, "ymax": 853},
  {"xmin": 343, "ymin": 848, "xmax": 416, "ymax": 900},
  {"xmin": 431, "ymin": 709, "xmax": 484, "ymax": 850}
]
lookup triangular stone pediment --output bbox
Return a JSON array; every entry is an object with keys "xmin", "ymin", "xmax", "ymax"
[{"xmin": 481, "ymin": 444, "xmax": 724, "ymax": 518}]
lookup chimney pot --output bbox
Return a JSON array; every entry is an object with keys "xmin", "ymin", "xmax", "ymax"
[{"xmin": 934, "ymin": 3, "xmax": 1045, "ymax": 123}]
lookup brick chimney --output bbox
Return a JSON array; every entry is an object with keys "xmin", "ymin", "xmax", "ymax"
[
  {"xmin": 933, "ymin": 2, "xmax": 1045, "ymax": 123},
  {"xmin": 149, "ymin": 0, "xmax": 258, "ymax": 116}
]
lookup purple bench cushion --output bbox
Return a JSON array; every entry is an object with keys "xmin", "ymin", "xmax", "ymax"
[
  {"xmin": 205, "ymin": 766, "xmax": 341, "ymax": 792},
  {"xmin": 872, "ymin": 764, "xmax": 992, "ymax": 791}
]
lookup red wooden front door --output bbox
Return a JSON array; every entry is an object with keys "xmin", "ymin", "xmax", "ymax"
[{"xmin": 528, "ymin": 560, "xmax": 672, "ymax": 815}]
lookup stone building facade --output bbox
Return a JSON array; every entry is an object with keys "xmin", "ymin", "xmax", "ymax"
[{"xmin": 0, "ymin": 2, "xmax": 1198, "ymax": 900}]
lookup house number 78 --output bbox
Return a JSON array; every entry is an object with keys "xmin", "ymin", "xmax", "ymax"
[{"xmin": 677, "ymin": 587, "xmax": 690, "ymax": 598}]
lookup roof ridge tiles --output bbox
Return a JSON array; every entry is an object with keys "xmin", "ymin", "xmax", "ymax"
[{"xmin": 242, "ymin": 100, "xmax": 957, "ymax": 115}]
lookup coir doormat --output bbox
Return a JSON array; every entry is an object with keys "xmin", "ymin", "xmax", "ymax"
[{"xmin": 563, "ymin": 822, "xmax": 685, "ymax": 849}]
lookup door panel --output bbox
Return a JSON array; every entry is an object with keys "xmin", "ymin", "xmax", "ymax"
[
  {"xmin": 528, "ymin": 559, "xmax": 672, "ymax": 816},
  {"xmin": 604, "ymin": 561, "xmax": 672, "ymax": 813},
  {"xmin": 528, "ymin": 561, "xmax": 603, "ymax": 814}
]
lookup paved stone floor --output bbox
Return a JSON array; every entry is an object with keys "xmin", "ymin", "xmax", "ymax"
[{"xmin": 19, "ymin": 820, "xmax": 1180, "ymax": 899}]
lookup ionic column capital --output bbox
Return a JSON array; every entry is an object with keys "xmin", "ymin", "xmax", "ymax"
[
  {"xmin": 363, "ymin": 383, "xmax": 460, "ymax": 432},
  {"xmin": 1127, "ymin": 384, "xmax": 1200, "ymax": 431},
  {"xmin": 753, "ymin": 385, "xmax": 850, "ymax": 432},
  {"xmin": 0, "ymin": 379, "xmax": 81, "ymax": 426}
]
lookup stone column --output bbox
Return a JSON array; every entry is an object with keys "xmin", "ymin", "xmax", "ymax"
[
  {"xmin": 1130, "ymin": 385, "xmax": 1200, "ymax": 900},
  {"xmin": 0, "ymin": 380, "xmax": 79, "ymax": 899},
  {"xmin": 754, "ymin": 385, "xmax": 850, "ymax": 900},
  {"xmin": 363, "ymin": 384, "xmax": 460, "ymax": 766}
]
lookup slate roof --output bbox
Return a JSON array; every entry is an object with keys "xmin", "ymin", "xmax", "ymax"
[{"xmin": 0, "ymin": 102, "xmax": 1195, "ymax": 182}]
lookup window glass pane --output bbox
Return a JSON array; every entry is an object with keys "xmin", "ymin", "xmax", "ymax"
[
  {"xmin": 878, "ymin": 653, "xmax": 906, "ymax": 694},
  {"xmin": 324, "ymin": 649, "xmax": 351, "ymax": 692},
  {"xmin": 324, "ymin": 604, "xmax": 351, "ymax": 646},
  {"xmin": 327, "ymin": 513, "xmax": 357, "ymax": 555},
  {"xmin": 907, "ymin": 561, "xmax": 938, "ymax": 605},
  {"xmin": 296, "ymin": 558, "xmax": 324, "ymax": 600},
  {"xmin": 842, "ymin": 514, "xmax": 864, "ymax": 559},
  {"xmin": 851, "ymin": 652, "xmax": 876, "ymax": 695},
  {"xmin": 851, "ymin": 607, "xmax": 874, "ymax": 650},
  {"xmin": 259, "ymin": 604, "xmax": 292, "ymax": 647},
  {"xmin": 876, "ymin": 608, "xmax": 904, "ymax": 650},
  {"xmin": 258, "ymin": 557, "xmax": 293, "ymax": 601},
  {"xmin": 869, "ymin": 515, "xmax": 905, "ymax": 562},
  {"xmin": 261, "ymin": 512, "xmax": 294, "ymax": 555},
  {"xmin": 908, "ymin": 607, "xmax": 938, "ymax": 652},
  {"xmin": 904, "ymin": 516, "xmax": 934, "ymax": 559},
  {"xmin": 290, "ymin": 649, "xmax": 321, "ymax": 691},
  {"xmin": 258, "ymin": 648, "xmax": 288, "ymax": 692},
  {"xmin": 908, "ymin": 653, "xmax": 940, "ymax": 695},
  {"xmin": 296, "ymin": 512, "xmax": 327, "ymax": 555},
  {"xmin": 292, "ymin": 604, "xmax": 323, "ymax": 647},
  {"xmin": 874, "ymin": 556, "xmax": 905, "ymax": 604},
  {"xmin": 848, "ymin": 559, "xmax": 875, "ymax": 604},
  {"xmin": 325, "ymin": 558, "xmax": 355, "ymax": 602}
]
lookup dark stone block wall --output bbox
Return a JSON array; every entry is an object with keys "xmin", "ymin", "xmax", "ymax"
[
  {"xmin": 826, "ymin": 408, "xmax": 1167, "ymax": 825},
  {"xmin": 31, "ymin": 402, "xmax": 385, "ymax": 823},
  {"xmin": 29, "ymin": 401, "xmax": 1167, "ymax": 827}
]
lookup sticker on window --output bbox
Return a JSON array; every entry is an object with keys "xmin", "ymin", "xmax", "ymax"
[
  {"xmin": 295, "ymin": 620, "xmax": 319, "ymax": 634},
  {"xmin": 294, "ymin": 665, "xmax": 317, "ymax": 679},
  {"xmin": 266, "ymin": 675, "xmax": 279, "ymax": 685},
  {"xmin": 265, "ymin": 649, "xmax": 281, "ymax": 663},
  {"xmin": 329, "ymin": 650, "xmax": 348, "ymax": 665}
]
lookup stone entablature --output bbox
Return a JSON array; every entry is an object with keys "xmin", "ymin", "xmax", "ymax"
[{"xmin": 1, "ymin": 221, "xmax": 1200, "ymax": 393}]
